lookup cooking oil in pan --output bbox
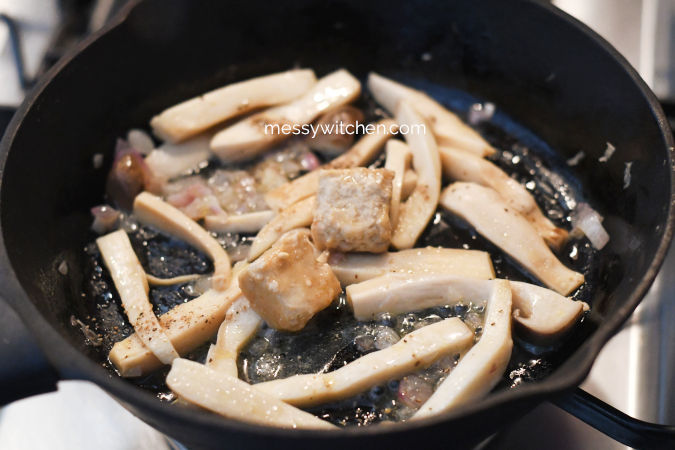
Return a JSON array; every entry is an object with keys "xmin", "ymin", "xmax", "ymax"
[{"xmin": 78, "ymin": 82, "xmax": 603, "ymax": 426}]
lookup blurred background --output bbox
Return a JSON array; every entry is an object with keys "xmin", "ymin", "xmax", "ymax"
[{"xmin": 0, "ymin": 1, "xmax": 673, "ymax": 449}]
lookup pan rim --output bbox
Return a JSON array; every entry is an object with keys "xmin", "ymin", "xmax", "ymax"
[{"xmin": 0, "ymin": 0, "xmax": 673, "ymax": 440}]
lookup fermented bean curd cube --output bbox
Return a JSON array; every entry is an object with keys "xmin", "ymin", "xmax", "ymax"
[
  {"xmin": 238, "ymin": 229, "xmax": 341, "ymax": 331},
  {"xmin": 311, "ymin": 168, "xmax": 394, "ymax": 253}
]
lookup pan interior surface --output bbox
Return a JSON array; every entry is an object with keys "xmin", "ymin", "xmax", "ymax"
[{"xmin": 0, "ymin": 0, "xmax": 672, "ymax": 446}]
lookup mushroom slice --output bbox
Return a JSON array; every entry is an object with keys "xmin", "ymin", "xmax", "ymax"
[
  {"xmin": 167, "ymin": 358, "xmax": 335, "ymax": 430},
  {"xmin": 97, "ymin": 230, "xmax": 179, "ymax": 365},
  {"xmin": 413, "ymin": 280, "xmax": 512, "ymax": 418},
  {"xmin": 384, "ymin": 140, "xmax": 412, "ymax": 229},
  {"xmin": 440, "ymin": 182, "xmax": 584, "ymax": 295},
  {"xmin": 329, "ymin": 247, "xmax": 494, "ymax": 286},
  {"xmin": 510, "ymin": 281, "xmax": 588, "ymax": 344},
  {"xmin": 151, "ymin": 69, "xmax": 317, "ymax": 143},
  {"xmin": 109, "ymin": 263, "xmax": 246, "ymax": 377},
  {"xmin": 346, "ymin": 272, "xmax": 584, "ymax": 341},
  {"xmin": 144, "ymin": 133, "xmax": 212, "ymax": 180},
  {"xmin": 133, "ymin": 192, "xmax": 231, "ymax": 290},
  {"xmin": 439, "ymin": 146, "xmax": 568, "ymax": 249},
  {"xmin": 368, "ymin": 73, "xmax": 496, "ymax": 157},
  {"xmin": 347, "ymin": 273, "xmax": 502, "ymax": 321},
  {"xmin": 206, "ymin": 297, "xmax": 262, "ymax": 377},
  {"xmin": 211, "ymin": 69, "xmax": 360, "ymax": 162},
  {"xmin": 247, "ymin": 196, "xmax": 315, "ymax": 261},
  {"xmin": 264, "ymin": 119, "xmax": 397, "ymax": 211},
  {"xmin": 255, "ymin": 318, "xmax": 473, "ymax": 407},
  {"xmin": 391, "ymin": 101, "xmax": 441, "ymax": 249},
  {"xmin": 146, "ymin": 273, "xmax": 201, "ymax": 286},
  {"xmin": 401, "ymin": 169, "xmax": 417, "ymax": 200},
  {"xmin": 203, "ymin": 210, "xmax": 275, "ymax": 234}
]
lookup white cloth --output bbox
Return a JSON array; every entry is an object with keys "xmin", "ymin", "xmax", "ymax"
[{"xmin": 0, "ymin": 381, "xmax": 170, "ymax": 450}]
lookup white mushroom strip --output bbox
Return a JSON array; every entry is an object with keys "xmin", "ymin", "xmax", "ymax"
[
  {"xmin": 384, "ymin": 140, "xmax": 412, "ymax": 229},
  {"xmin": 96, "ymin": 230, "xmax": 179, "ymax": 365},
  {"xmin": 413, "ymin": 280, "xmax": 512, "ymax": 418},
  {"xmin": 206, "ymin": 297, "xmax": 262, "ymax": 377},
  {"xmin": 247, "ymin": 195, "xmax": 315, "ymax": 261},
  {"xmin": 211, "ymin": 69, "xmax": 361, "ymax": 162},
  {"xmin": 510, "ymin": 281, "xmax": 588, "ymax": 344},
  {"xmin": 401, "ymin": 169, "xmax": 417, "ymax": 200},
  {"xmin": 329, "ymin": 247, "xmax": 494, "ymax": 286},
  {"xmin": 439, "ymin": 146, "xmax": 568, "ymax": 249},
  {"xmin": 347, "ymin": 273, "xmax": 500, "ymax": 321},
  {"xmin": 203, "ymin": 210, "xmax": 275, "ymax": 234},
  {"xmin": 146, "ymin": 273, "xmax": 201, "ymax": 286},
  {"xmin": 368, "ymin": 73, "xmax": 496, "ymax": 157},
  {"xmin": 255, "ymin": 318, "xmax": 473, "ymax": 407},
  {"xmin": 391, "ymin": 101, "xmax": 441, "ymax": 249},
  {"xmin": 167, "ymin": 359, "xmax": 335, "ymax": 430},
  {"xmin": 151, "ymin": 69, "xmax": 317, "ymax": 142},
  {"xmin": 144, "ymin": 133, "xmax": 212, "ymax": 180},
  {"xmin": 133, "ymin": 192, "xmax": 231, "ymax": 290},
  {"xmin": 346, "ymin": 272, "xmax": 583, "ymax": 342},
  {"xmin": 440, "ymin": 182, "xmax": 584, "ymax": 295},
  {"xmin": 264, "ymin": 119, "xmax": 397, "ymax": 211},
  {"xmin": 109, "ymin": 263, "xmax": 246, "ymax": 377}
]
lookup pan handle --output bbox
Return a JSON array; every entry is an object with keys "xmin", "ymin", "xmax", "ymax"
[
  {"xmin": 553, "ymin": 387, "xmax": 675, "ymax": 450},
  {"xmin": 0, "ymin": 297, "xmax": 58, "ymax": 406}
]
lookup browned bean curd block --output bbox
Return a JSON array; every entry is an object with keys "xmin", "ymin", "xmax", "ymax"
[
  {"xmin": 238, "ymin": 229, "xmax": 341, "ymax": 331},
  {"xmin": 311, "ymin": 168, "xmax": 394, "ymax": 253}
]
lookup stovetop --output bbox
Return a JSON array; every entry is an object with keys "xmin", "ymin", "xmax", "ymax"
[{"xmin": 0, "ymin": 1, "xmax": 673, "ymax": 449}]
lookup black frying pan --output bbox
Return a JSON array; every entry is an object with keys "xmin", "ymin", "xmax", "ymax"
[{"xmin": 0, "ymin": 0, "xmax": 673, "ymax": 449}]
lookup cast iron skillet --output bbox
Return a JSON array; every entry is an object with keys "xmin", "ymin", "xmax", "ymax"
[{"xmin": 0, "ymin": 0, "xmax": 673, "ymax": 448}]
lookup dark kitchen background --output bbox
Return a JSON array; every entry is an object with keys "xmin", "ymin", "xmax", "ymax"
[{"xmin": 0, "ymin": 1, "xmax": 672, "ymax": 449}]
